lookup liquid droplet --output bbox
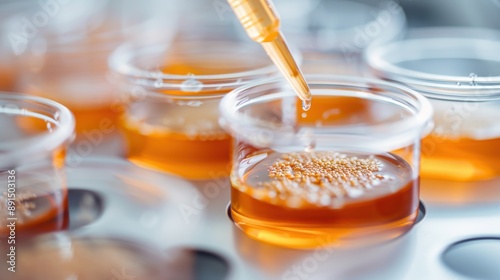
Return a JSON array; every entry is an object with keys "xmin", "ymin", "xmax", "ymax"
[
  {"xmin": 153, "ymin": 77, "xmax": 163, "ymax": 88},
  {"xmin": 469, "ymin": 72, "xmax": 478, "ymax": 86},
  {"xmin": 302, "ymin": 99, "xmax": 311, "ymax": 111},
  {"xmin": 181, "ymin": 75, "xmax": 203, "ymax": 92},
  {"xmin": 301, "ymin": 112, "xmax": 307, "ymax": 118}
]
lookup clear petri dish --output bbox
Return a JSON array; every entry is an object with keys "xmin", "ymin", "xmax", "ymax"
[
  {"xmin": 7, "ymin": 0, "xmax": 177, "ymax": 133},
  {"xmin": 219, "ymin": 75, "xmax": 432, "ymax": 249},
  {"xmin": 109, "ymin": 39, "xmax": 279, "ymax": 180},
  {"xmin": 0, "ymin": 93, "xmax": 74, "ymax": 239},
  {"xmin": 366, "ymin": 27, "xmax": 500, "ymax": 184}
]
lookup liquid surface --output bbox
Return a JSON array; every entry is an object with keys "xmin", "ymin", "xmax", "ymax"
[
  {"xmin": 421, "ymin": 136, "xmax": 500, "ymax": 181},
  {"xmin": 421, "ymin": 100, "xmax": 500, "ymax": 181},
  {"xmin": 122, "ymin": 116, "xmax": 231, "ymax": 179},
  {"xmin": 0, "ymin": 67, "xmax": 16, "ymax": 91},
  {"xmin": 24, "ymin": 80, "xmax": 121, "ymax": 133},
  {"xmin": 231, "ymin": 150, "xmax": 418, "ymax": 248},
  {"xmin": 161, "ymin": 56, "xmax": 270, "ymax": 76},
  {"xmin": 121, "ymin": 99, "xmax": 230, "ymax": 179},
  {"xmin": 296, "ymin": 94, "xmax": 414, "ymax": 127},
  {"xmin": 120, "ymin": 57, "xmax": 274, "ymax": 179}
]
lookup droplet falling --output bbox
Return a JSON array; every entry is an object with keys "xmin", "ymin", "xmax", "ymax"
[{"xmin": 302, "ymin": 99, "xmax": 311, "ymax": 111}]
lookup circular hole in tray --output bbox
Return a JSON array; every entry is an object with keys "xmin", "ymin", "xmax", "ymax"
[
  {"xmin": 442, "ymin": 237, "xmax": 500, "ymax": 280},
  {"xmin": 416, "ymin": 200, "xmax": 426, "ymax": 224},
  {"xmin": 165, "ymin": 247, "xmax": 231, "ymax": 280},
  {"xmin": 68, "ymin": 189, "xmax": 104, "ymax": 230}
]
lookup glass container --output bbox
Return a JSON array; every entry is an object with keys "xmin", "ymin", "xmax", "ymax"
[
  {"xmin": 0, "ymin": 93, "xmax": 74, "ymax": 239},
  {"xmin": 366, "ymin": 28, "xmax": 500, "ymax": 183},
  {"xmin": 219, "ymin": 75, "xmax": 432, "ymax": 248},
  {"xmin": 9, "ymin": 0, "xmax": 177, "ymax": 133},
  {"xmin": 109, "ymin": 39, "xmax": 279, "ymax": 179}
]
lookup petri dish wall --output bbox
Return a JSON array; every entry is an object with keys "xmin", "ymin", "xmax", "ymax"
[
  {"xmin": 109, "ymin": 38, "xmax": 279, "ymax": 180},
  {"xmin": 0, "ymin": 93, "xmax": 74, "ymax": 239},
  {"xmin": 219, "ymin": 75, "xmax": 432, "ymax": 249},
  {"xmin": 366, "ymin": 28, "xmax": 500, "ymax": 183}
]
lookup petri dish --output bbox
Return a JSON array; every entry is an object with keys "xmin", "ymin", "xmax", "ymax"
[
  {"xmin": 0, "ymin": 93, "xmax": 74, "ymax": 239},
  {"xmin": 219, "ymin": 75, "xmax": 432, "ymax": 249},
  {"xmin": 109, "ymin": 38, "xmax": 279, "ymax": 180},
  {"xmin": 366, "ymin": 27, "xmax": 500, "ymax": 184},
  {"xmin": 8, "ymin": 0, "xmax": 177, "ymax": 133}
]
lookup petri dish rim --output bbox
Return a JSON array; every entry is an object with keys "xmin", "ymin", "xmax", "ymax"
[
  {"xmin": 0, "ymin": 93, "xmax": 75, "ymax": 167},
  {"xmin": 109, "ymin": 40, "xmax": 281, "ymax": 96},
  {"xmin": 219, "ymin": 75, "xmax": 433, "ymax": 152},
  {"xmin": 365, "ymin": 27, "xmax": 500, "ymax": 101}
]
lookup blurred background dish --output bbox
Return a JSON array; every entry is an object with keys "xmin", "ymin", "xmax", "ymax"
[
  {"xmin": 2, "ymin": 0, "xmax": 178, "ymax": 134},
  {"xmin": 109, "ymin": 34, "xmax": 278, "ymax": 180},
  {"xmin": 0, "ymin": 93, "xmax": 74, "ymax": 240}
]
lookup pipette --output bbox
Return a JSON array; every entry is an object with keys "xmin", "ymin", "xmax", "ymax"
[{"xmin": 227, "ymin": 0, "xmax": 312, "ymax": 110}]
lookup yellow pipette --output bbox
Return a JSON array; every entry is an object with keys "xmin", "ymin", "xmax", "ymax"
[{"xmin": 227, "ymin": 0, "xmax": 312, "ymax": 109}]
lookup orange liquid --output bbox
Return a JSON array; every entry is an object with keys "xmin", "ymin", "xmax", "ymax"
[
  {"xmin": 0, "ymin": 191, "xmax": 69, "ymax": 239},
  {"xmin": 70, "ymin": 105, "xmax": 121, "ymax": 133},
  {"xmin": 121, "ymin": 115, "xmax": 231, "ymax": 179},
  {"xmin": 23, "ymin": 84, "xmax": 122, "ymax": 133},
  {"xmin": 0, "ymin": 66, "xmax": 15, "ymax": 91},
  {"xmin": 421, "ymin": 135, "xmax": 500, "ymax": 181},
  {"xmin": 230, "ymin": 151, "xmax": 418, "ymax": 249},
  {"xmin": 297, "ymin": 95, "xmax": 371, "ymax": 124},
  {"xmin": 119, "ymin": 60, "xmax": 263, "ymax": 179}
]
